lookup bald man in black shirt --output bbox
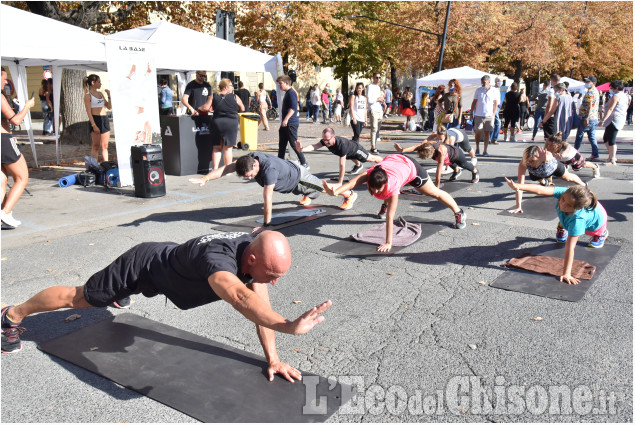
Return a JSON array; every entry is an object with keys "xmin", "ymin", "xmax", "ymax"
[{"xmin": 1, "ymin": 231, "xmax": 331, "ymax": 382}]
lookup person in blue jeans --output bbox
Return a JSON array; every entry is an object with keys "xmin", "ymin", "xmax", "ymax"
[
  {"xmin": 490, "ymin": 77, "xmax": 502, "ymax": 144},
  {"xmin": 573, "ymin": 77, "xmax": 601, "ymax": 160}
]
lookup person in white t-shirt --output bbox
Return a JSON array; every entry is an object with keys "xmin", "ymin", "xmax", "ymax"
[
  {"xmin": 469, "ymin": 75, "xmax": 499, "ymax": 156},
  {"xmin": 366, "ymin": 72, "xmax": 384, "ymax": 154}
]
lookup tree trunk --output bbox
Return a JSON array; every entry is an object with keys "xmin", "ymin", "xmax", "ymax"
[
  {"xmin": 60, "ymin": 69, "xmax": 91, "ymax": 145},
  {"xmin": 390, "ymin": 62, "xmax": 397, "ymax": 94}
]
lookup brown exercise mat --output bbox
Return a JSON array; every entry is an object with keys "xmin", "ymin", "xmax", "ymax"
[{"xmin": 505, "ymin": 253, "xmax": 596, "ymax": 280}]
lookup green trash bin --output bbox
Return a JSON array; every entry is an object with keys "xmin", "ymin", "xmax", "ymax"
[{"xmin": 238, "ymin": 113, "xmax": 260, "ymax": 150}]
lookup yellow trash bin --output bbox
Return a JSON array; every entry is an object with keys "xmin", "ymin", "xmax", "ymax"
[{"xmin": 238, "ymin": 113, "xmax": 260, "ymax": 151}]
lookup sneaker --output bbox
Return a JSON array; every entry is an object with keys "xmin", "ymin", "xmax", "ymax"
[
  {"xmin": 376, "ymin": 137, "xmax": 381, "ymax": 143},
  {"xmin": 449, "ymin": 169, "xmax": 462, "ymax": 181},
  {"xmin": 592, "ymin": 166, "xmax": 600, "ymax": 178},
  {"xmin": 377, "ymin": 203, "xmax": 388, "ymax": 220},
  {"xmin": 587, "ymin": 155, "xmax": 599, "ymax": 162},
  {"xmin": 0, "ymin": 211, "xmax": 21, "ymax": 229},
  {"xmin": 471, "ymin": 171, "xmax": 480, "ymax": 183},
  {"xmin": 340, "ymin": 191, "xmax": 357, "ymax": 210},
  {"xmin": 302, "ymin": 164, "xmax": 310, "ymax": 171},
  {"xmin": 556, "ymin": 226, "xmax": 568, "ymax": 243},
  {"xmin": 490, "ymin": 141, "xmax": 500, "ymax": 145},
  {"xmin": 475, "ymin": 149, "xmax": 480, "ymax": 156},
  {"xmin": 299, "ymin": 195, "xmax": 312, "ymax": 206},
  {"xmin": 482, "ymin": 152, "xmax": 489, "ymax": 156},
  {"xmin": 1, "ymin": 306, "xmax": 25, "ymax": 354},
  {"xmin": 370, "ymin": 148, "xmax": 379, "ymax": 155},
  {"xmin": 589, "ymin": 229, "xmax": 608, "ymax": 248},
  {"xmin": 350, "ymin": 164, "xmax": 363, "ymax": 175},
  {"xmin": 454, "ymin": 209, "xmax": 466, "ymax": 229},
  {"xmin": 110, "ymin": 297, "xmax": 131, "ymax": 309},
  {"xmin": 471, "ymin": 157, "xmax": 478, "ymax": 166}
]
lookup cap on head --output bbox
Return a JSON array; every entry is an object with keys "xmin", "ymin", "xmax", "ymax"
[{"xmin": 584, "ymin": 76, "xmax": 597, "ymax": 84}]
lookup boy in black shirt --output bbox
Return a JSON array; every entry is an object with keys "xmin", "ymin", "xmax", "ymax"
[
  {"xmin": 297, "ymin": 127, "xmax": 382, "ymax": 186},
  {"xmin": 190, "ymin": 152, "xmax": 358, "ymax": 227},
  {"xmin": 1, "ymin": 231, "xmax": 331, "ymax": 383}
]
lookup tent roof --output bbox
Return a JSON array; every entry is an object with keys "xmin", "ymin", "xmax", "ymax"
[
  {"xmin": 596, "ymin": 82, "xmax": 611, "ymax": 92},
  {"xmin": 416, "ymin": 66, "xmax": 505, "ymax": 87},
  {"xmin": 106, "ymin": 21, "xmax": 276, "ymax": 74},
  {"xmin": 0, "ymin": 4, "xmax": 107, "ymax": 70}
]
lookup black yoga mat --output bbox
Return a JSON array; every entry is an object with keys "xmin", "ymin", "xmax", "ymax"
[
  {"xmin": 38, "ymin": 313, "xmax": 351, "ymax": 423},
  {"xmin": 212, "ymin": 205, "xmax": 343, "ymax": 232},
  {"xmin": 490, "ymin": 243, "xmax": 620, "ymax": 302},
  {"xmin": 320, "ymin": 217, "xmax": 449, "ymax": 261},
  {"xmin": 498, "ymin": 195, "xmax": 558, "ymax": 221}
]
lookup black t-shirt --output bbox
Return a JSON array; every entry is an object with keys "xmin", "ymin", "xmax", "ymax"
[
  {"xmin": 145, "ymin": 232, "xmax": 253, "ymax": 310},
  {"xmin": 320, "ymin": 136, "xmax": 359, "ymax": 158},
  {"xmin": 212, "ymin": 93, "xmax": 239, "ymax": 120},
  {"xmin": 281, "ymin": 88, "xmax": 299, "ymax": 126},
  {"xmin": 504, "ymin": 91, "xmax": 521, "ymax": 116},
  {"xmin": 235, "ymin": 88, "xmax": 250, "ymax": 108},
  {"xmin": 249, "ymin": 152, "xmax": 300, "ymax": 193},
  {"xmin": 184, "ymin": 80, "xmax": 212, "ymax": 110}
]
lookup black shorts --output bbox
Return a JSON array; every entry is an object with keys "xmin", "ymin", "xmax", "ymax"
[
  {"xmin": 528, "ymin": 161, "xmax": 566, "ymax": 180},
  {"xmin": 91, "ymin": 115, "xmax": 111, "ymax": 134},
  {"xmin": 1, "ymin": 133, "xmax": 21, "ymax": 165},
  {"xmin": 603, "ymin": 122, "xmax": 619, "ymax": 146},
  {"xmin": 346, "ymin": 145, "xmax": 371, "ymax": 162},
  {"xmin": 83, "ymin": 242, "xmax": 169, "ymax": 307},
  {"xmin": 542, "ymin": 116, "xmax": 556, "ymax": 139},
  {"xmin": 404, "ymin": 155, "xmax": 430, "ymax": 188}
]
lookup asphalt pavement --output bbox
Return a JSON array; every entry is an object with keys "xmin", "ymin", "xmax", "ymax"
[{"xmin": 1, "ymin": 115, "xmax": 633, "ymax": 422}]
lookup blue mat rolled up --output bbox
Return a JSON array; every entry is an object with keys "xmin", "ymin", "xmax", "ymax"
[{"xmin": 58, "ymin": 173, "xmax": 77, "ymax": 188}]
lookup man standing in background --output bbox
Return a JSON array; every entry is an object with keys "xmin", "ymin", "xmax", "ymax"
[{"xmin": 366, "ymin": 72, "xmax": 385, "ymax": 154}]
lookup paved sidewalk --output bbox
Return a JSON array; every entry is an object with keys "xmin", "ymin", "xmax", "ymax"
[{"xmin": 2, "ymin": 115, "xmax": 633, "ymax": 422}]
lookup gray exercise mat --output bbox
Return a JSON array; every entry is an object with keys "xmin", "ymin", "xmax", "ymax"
[
  {"xmin": 212, "ymin": 206, "xmax": 343, "ymax": 232},
  {"xmin": 38, "ymin": 313, "xmax": 351, "ymax": 423},
  {"xmin": 321, "ymin": 217, "xmax": 448, "ymax": 261},
  {"xmin": 490, "ymin": 243, "xmax": 620, "ymax": 302},
  {"xmin": 400, "ymin": 181, "xmax": 466, "ymax": 197},
  {"xmin": 498, "ymin": 195, "xmax": 557, "ymax": 221}
]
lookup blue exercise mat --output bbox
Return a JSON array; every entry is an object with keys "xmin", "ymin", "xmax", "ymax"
[{"xmin": 58, "ymin": 173, "xmax": 77, "ymax": 188}]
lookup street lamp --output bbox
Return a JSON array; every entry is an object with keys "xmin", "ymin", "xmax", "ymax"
[{"xmin": 346, "ymin": 3, "xmax": 451, "ymax": 72}]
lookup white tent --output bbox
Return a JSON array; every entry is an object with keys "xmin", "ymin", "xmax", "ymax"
[
  {"xmin": 415, "ymin": 66, "xmax": 506, "ymax": 111},
  {"xmin": 106, "ymin": 21, "xmax": 279, "ymax": 108},
  {"xmin": 559, "ymin": 76, "xmax": 585, "ymax": 93},
  {"xmin": 1, "ymin": 4, "xmax": 108, "ymax": 166}
]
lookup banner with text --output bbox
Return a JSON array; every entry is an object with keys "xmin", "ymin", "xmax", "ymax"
[{"xmin": 105, "ymin": 39, "xmax": 161, "ymax": 187}]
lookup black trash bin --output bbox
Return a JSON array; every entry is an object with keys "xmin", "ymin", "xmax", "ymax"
[{"xmin": 131, "ymin": 144, "xmax": 166, "ymax": 198}]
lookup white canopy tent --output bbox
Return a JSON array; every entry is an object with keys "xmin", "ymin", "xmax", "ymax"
[
  {"xmin": 415, "ymin": 66, "xmax": 506, "ymax": 110},
  {"xmin": 0, "ymin": 4, "xmax": 108, "ymax": 166},
  {"xmin": 559, "ymin": 76, "xmax": 585, "ymax": 93},
  {"xmin": 106, "ymin": 21, "xmax": 280, "ymax": 111},
  {"xmin": 1, "ymin": 7, "xmax": 281, "ymax": 168}
]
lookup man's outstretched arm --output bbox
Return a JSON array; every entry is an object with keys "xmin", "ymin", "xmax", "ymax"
[
  {"xmin": 209, "ymin": 271, "xmax": 332, "ymax": 336},
  {"xmin": 189, "ymin": 162, "xmax": 237, "ymax": 186}
]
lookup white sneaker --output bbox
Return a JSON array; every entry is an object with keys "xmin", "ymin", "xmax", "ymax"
[
  {"xmin": 592, "ymin": 166, "xmax": 600, "ymax": 178},
  {"xmin": 376, "ymin": 137, "xmax": 381, "ymax": 143},
  {"xmin": 1, "ymin": 211, "xmax": 21, "ymax": 228}
]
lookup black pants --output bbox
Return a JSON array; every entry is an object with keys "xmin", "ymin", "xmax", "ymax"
[
  {"xmin": 450, "ymin": 148, "xmax": 475, "ymax": 172},
  {"xmin": 351, "ymin": 121, "xmax": 364, "ymax": 142},
  {"xmin": 278, "ymin": 124, "xmax": 307, "ymax": 165}
]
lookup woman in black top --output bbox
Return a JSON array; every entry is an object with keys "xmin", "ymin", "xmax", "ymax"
[
  {"xmin": 502, "ymin": 82, "xmax": 521, "ymax": 142},
  {"xmin": 206, "ymin": 78, "xmax": 245, "ymax": 170},
  {"xmin": 519, "ymin": 89, "xmax": 529, "ymax": 130}
]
